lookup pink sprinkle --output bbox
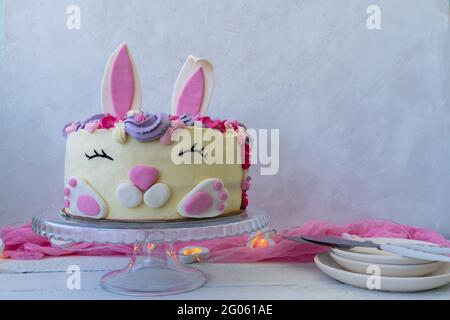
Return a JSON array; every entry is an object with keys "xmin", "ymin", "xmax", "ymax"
[
  {"xmin": 134, "ymin": 113, "xmax": 145, "ymax": 123},
  {"xmin": 213, "ymin": 180, "xmax": 223, "ymax": 191},
  {"xmin": 68, "ymin": 178, "xmax": 77, "ymax": 187},
  {"xmin": 64, "ymin": 188, "xmax": 70, "ymax": 196},
  {"xmin": 219, "ymin": 191, "xmax": 228, "ymax": 201},
  {"xmin": 64, "ymin": 199, "xmax": 70, "ymax": 208},
  {"xmin": 216, "ymin": 203, "xmax": 225, "ymax": 212}
]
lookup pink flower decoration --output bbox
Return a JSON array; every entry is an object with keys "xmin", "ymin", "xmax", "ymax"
[
  {"xmin": 242, "ymin": 143, "xmax": 251, "ymax": 170},
  {"xmin": 99, "ymin": 114, "xmax": 119, "ymax": 129},
  {"xmin": 241, "ymin": 179, "xmax": 251, "ymax": 191},
  {"xmin": 225, "ymin": 120, "xmax": 239, "ymax": 131},
  {"xmin": 65, "ymin": 121, "xmax": 80, "ymax": 134},
  {"xmin": 85, "ymin": 121, "xmax": 99, "ymax": 133},
  {"xmin": 241, "ymin": 190, "xmax": 248, "ymax": 209},
  {"xmin": 134, "ymin": 113, "xmax": 145, "ymax": 123},
  {"xmin": 197, "ymin": 116, "xmax": 226, "ymax": 133}
]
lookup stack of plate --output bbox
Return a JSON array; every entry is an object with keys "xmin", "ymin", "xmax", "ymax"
[{"xmin": 314, "ymin": 237, "xmax": 450, "ymax": 292}]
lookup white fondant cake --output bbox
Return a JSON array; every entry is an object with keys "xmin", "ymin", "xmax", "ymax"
[{"xmin": 62, "ymin": 44, "xmax": 251, "ymax": 221}]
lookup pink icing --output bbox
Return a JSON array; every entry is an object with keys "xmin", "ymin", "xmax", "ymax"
[
  {"xmin": 241, "ymin": 180, "xmax": 250, "ymax": 191},
  {"xmin": 64, "ymin": 122, "xmax": 80, "ymax": 134},
  {"xmin": 176, "ymin": 67, "xmax": 204, "ymax": 117},
  {"xmin": 64, "ymin": 188, "xmax": 70, "ymax": 196},
  {"xmin": 68, "ymin": 178, "xmax": 77, "ymax": 187},
  {"xmin": 216, "ymin": 203, "xmax": 225, "ymax": 212},
  {"xmin": 219, "ymin": 191, "xmax": 228, "ymax": 201},
  {"xmin": 134, "ymin": 113, "xmax": 145, "ymax": 123},
  {"xmin": 110, "ymin": 44, "xmax": 135, "ymax": 118},
  {"xmin": 76, "ymin": 195, "xmax": 100, "ymax": 217},
  {"xmin": 129, "ymin": 165, "xmax": 159, "ymax": 191},
  {"xmin": 183, "ymin": 192, "xmax": 213, "ymax": 215},
  {"xmin": 64, "ymin": 199, "xmax": 70, "ymax": 208},
  {"xmin": 196, "ymin": 116, "xmax": 227, "ymax": 133},
  {"xmin": 85, "ymin": 121, "xmax": 99, "ymax": 133},
  {"xmin": 213, "ymin": 180, "xmax": 223, "ymax": 191},
  {"xmin": 159, "ymin": 128, "xmax": 174, "ymax": 145},
  {"xmin": 99, "ymin": 114, "xmax": 119, "ymax": 129}
]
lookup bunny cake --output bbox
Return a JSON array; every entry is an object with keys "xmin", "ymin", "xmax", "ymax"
[{"xmin": 62, "ymin": 44, "xmax": 251, "ymax": 221}]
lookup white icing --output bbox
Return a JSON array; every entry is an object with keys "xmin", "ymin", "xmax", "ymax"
[
  {"xmin": 177, "ymin": 178, "xmax": 228, "ymax": 218},
  {"xmin": 143, "ymin": 183, "xmax": 170, "ymax": 208},
  {"xmin": 112, "ymin": 121, "xmax": 128, "ymax": 144},
  {"xmin": 65, "ymin": 176, "xmax": 109, "ymax": 219},
  {"xmin": 65, "ymin": 128, "xmax": 243, "ymax": 220},
  {"xmin": 116, "ymin": 182, "xmax": 143, "ymax": 208}
]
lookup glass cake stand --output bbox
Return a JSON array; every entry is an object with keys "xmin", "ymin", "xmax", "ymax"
[{"xmin": 32, "ymin": 206, "xmax": 268, "ymax": 296}]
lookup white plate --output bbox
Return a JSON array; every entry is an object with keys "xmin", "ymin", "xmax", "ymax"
[
  {"xmin": 315, "ymin": 252, "xmax": 450, "ymax": 292},
  {"xmin": 330, "ymin": 251, "xmax": 443, "ymax": 277},
  {"xmin": 332, "ymin": 237, "xmax": 440, "ymax": 265},
  {"xmin": 343, "ymin": 236, "xmax": 439, "ymax": 256},
  {"xmin": 331, "ymin": 248, "xmax": 430, "ymax": 265}
]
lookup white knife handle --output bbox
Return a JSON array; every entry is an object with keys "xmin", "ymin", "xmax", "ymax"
[
  {"xmin": 380, "ymin": 243, "xmax": 450, "ymax": 263},
  {"xmin": 397, "ymin": 243, "xmax": 450, "ymax": 255}
]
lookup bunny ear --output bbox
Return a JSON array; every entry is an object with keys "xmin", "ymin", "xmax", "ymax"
[
  {"xmin": 101, "ymin": 43, "xmax": 141, "ymax": 118},
  {"xmin": 172, "ymin": 56, "xmax": 214, "ymax": 117}
]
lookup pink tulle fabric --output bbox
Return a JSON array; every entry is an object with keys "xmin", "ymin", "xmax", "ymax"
[{"xmin": 1, "ymin": 219, "xmax": 449, "ymax": 261}]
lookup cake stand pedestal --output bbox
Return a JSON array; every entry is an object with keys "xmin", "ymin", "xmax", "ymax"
[{"xmin": 32, "ymin": 206, "xmax": 268, "ymax": 296}]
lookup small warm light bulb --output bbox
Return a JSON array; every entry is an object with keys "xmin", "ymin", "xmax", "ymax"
[
  {"xmin": 178, "ymin": 246, "xmax": 210, "ymax": 264},
  {"xmin": 247, "ymin": 230, "xmax": 276, "ymax": 249},
  {"xmin": 251, "ymin": 236, "xmax": 269, "ymax": 248},
  {"xmin": 183, "ymin": 247, "xmax": 203, "ymax": 256}
]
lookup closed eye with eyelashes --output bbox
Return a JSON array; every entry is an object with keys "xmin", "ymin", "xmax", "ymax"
[
  {"xmin": 178, "ymin": 143, "xmax": 207, "ymax": 158},
  {"xmin": 85, "ymin": 149, "xmax": 114, "ymax": 161}
]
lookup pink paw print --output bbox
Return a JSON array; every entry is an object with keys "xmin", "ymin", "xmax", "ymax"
[
  {"xmin": 177, "ymin": 178, "xmax": 229, "ymax": 218},
  {"xmin": 64, "ymin": 177, "xmax": 108, "ymax": 219}
]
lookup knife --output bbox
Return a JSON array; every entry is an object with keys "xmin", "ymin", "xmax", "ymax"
[{"xmin": 283, "ymin": 235, "xmax": 450, "ymax": 263}]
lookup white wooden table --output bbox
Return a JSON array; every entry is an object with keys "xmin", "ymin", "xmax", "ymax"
[{"xmin": 0, "ymin": 256, "xmax": 448, "ymax": 299}]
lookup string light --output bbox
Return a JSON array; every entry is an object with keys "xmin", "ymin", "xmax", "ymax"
[
  {"xmin": 178, "ymin": 246, "xmax": 210, "ymax": 264},
  {"xmin": 247, "ymin": 230, "xmax": 276, "ymax": 249}
]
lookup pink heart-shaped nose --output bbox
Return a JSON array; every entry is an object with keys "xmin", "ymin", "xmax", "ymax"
[{"xmin": 129, "ymin": 165, "xmax": 159, "ymax": 191}]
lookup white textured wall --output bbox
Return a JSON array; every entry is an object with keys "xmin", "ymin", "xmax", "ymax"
[{"xmin": 1, "ymin": 0, "xmax": 449, "ymax": 236}]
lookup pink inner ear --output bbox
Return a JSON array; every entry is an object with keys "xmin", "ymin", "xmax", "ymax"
[
  {"xmin": 110, "ymin": 45, "xmax": 135, "ymax": 119},
  {"xmin": 176, "ymin": 67, "xmax": 205, "ymax": 117}
]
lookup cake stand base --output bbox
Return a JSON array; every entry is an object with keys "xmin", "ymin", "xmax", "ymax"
[
  {"xmin": 100, "ymin": 243, "xmax": 206, "ymax": 296},
  {"xmin": 32, "ymin": 206, "xmax": 268, "ymax": 296}
]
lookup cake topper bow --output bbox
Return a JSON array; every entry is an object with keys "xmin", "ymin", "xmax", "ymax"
[{"xmin": 101, "ymin": 43, "xmax": 142, "ymax": 118}]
